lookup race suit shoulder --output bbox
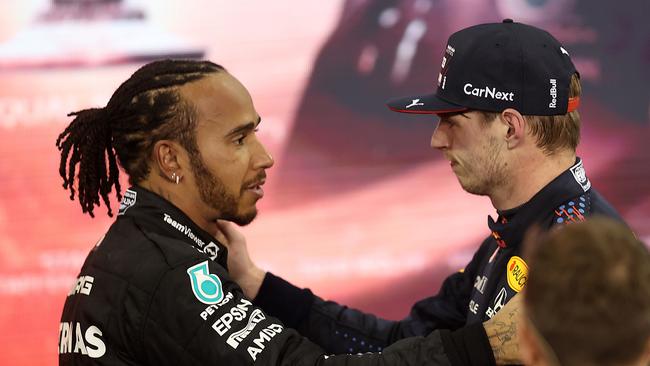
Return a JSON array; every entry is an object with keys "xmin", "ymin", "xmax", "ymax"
[
  {"xmin": 58, "ymin": 186, "xmax": 462, "ymax": 366},
  {"xmin": 252, "ymin": 157, "xmax": 624, "ymax": 363}
]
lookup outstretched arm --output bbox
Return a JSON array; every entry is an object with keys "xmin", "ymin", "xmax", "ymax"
[
  {"xmin": 484, "ymin": 294, "xmax": 522, "ymax": 365},
  {"xmin": 218, "ymin": 220, "xmax": 504, "ymax": 364}
]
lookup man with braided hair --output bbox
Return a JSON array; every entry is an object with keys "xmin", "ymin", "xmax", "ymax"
[
  {"xmin": 56, "ymin": 59, "xmax": 520, "ymax": 365},
  {"xmin": 56, "ymin": 60, "xmax": 231, "ymax": 219}
]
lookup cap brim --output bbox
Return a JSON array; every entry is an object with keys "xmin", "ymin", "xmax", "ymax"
[{"xmin": 386, "ymin": 93, "xmax": 467, "ymax": 115}]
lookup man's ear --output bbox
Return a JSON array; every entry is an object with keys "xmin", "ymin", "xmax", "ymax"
[
  {"xmin": 152, "ymin": 140, "xmax": 184, "ymax": 181},
  {"xmin": 500, "ymin": 108, "xmax": 527, "ymax": 149}
]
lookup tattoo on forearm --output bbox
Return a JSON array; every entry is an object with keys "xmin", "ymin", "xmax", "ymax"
[{"xmin": 486, "ymin": 304, "xmax": 520, "ymax": 364}]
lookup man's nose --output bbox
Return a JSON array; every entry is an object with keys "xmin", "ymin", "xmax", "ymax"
[
  {"xmin": 430, "ymin": 124, "xmax": 449, "ymax": 150},
  {"xmin": 253, "ymin": 141, "xmax": 274, "ymax": 169}
]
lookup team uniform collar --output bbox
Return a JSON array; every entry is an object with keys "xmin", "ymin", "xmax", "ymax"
[
  {"xmin": 117, "ymin": 185, "xmax": 228, "ymax": 267},
  {"xmin": 487, "ymin": 157, "xmax": 591, "ymax": 248}
]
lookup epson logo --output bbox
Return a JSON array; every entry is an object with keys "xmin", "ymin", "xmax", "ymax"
[
  {"xmin": 549, "ymin": 79, "xmax": 557, "ymax": 108},
  {"xmin": 463, "ymin": 83, "xmax": 514, "ymax": 101}
]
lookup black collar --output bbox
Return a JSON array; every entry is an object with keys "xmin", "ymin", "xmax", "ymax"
[
  {"xmin": 117, "ymin": 185, "xmax": 228, "ymax": 268},
  {"xmin": 487, "ymin": 157, "xmax": 591, "ymax": 249}
]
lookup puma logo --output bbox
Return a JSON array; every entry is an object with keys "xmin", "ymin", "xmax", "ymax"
[{"xmin": 405, "ymin": 99, "xmax": 424, "ymax": 109}]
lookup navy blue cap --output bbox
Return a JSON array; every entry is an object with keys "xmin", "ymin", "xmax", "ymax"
[{"xmin": 387, "ymin": 20, "xmax": 579, "ymax": 116}]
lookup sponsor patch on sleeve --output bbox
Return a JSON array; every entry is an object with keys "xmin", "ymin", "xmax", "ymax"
[
  {"xmin": 506, "ymin": 256, "xmax": 528, "ymax": 292},
  {"xmin": 118, "ymin": 189, "xmax": 137, "ymax": 215},
  {"xmin": 187, "ymin": 260, "xmax": 224, "ymax": 304}
]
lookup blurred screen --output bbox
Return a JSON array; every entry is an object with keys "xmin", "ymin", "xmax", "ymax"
[{"xmin": 1, "ymin": 0, "xmax": 648, "ymax": 364}]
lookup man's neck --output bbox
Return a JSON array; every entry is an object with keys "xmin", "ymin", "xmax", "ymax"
[
  {"xmin": 138, "ymin": 179, "xmax": 219, "ymax": 235},
  {"xmin": 489, "ymin": 150, "xmax": 576, "ymax": 211}
]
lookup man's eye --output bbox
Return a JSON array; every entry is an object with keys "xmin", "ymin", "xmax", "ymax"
[{"xmin": 234, "ymin": 135, "xmax": 245, "ymax": 145}]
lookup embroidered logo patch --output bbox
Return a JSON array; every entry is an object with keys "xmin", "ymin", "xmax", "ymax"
[
  {"xmin": 485, "ymin": 287, "xmax": 509, "ymax": 318},
  {"xmin": 570, "ymin": 160, "xmax": 591, "ymax": 192},
  {"xmin": 203, "ymin": 242, "xmax": 220, "ymax": 261},
  {"xmin": 506, "ymin": 256, "xmax": 528, "ymax": 293},
  {"xmin": 118, "ymin": 189, "xmax": 137, "ymax": 215},
  {"xmin": 187, "ymin": 261, "xmax": 224, "ymax": 304}
]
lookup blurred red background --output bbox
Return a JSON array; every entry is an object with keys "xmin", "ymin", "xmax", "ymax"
[{"xmin": 1, "ymin": 1, "xmax": 648, "ymax": 364}]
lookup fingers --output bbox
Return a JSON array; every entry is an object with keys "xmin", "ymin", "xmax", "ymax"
[
  {"xmin": 213, "ymin": 223, "xmax": 228, "ymax": 246},
  {"xmin": 215, "ymin": 220, "xmax": 237, "ymax": 240}
]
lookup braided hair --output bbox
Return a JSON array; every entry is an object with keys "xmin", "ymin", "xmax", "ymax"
[{"xmin": 56, "ymin": 59, "xmax": 225, "ymax": 217}]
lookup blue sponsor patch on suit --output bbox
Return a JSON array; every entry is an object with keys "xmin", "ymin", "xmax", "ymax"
[{"xmin": 187, "ymin": 260, "xmax": 224, "ymax": 304}]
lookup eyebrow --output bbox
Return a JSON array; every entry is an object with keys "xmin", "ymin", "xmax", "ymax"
[
  {"xmin": 225, "ymin": 116, "xmax": 262, "ymax": 138},
  {"xmin": 438, "ymin": 111, "xmax": 470, "ymax": 123}
]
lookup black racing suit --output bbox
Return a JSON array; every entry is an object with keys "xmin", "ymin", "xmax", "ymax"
[
  {"xmin": 253, "ymin": 158, "xmax": 624, "ymax": 365},
  {"xmin": 59, "ymin": 186, "xmax": 482, "ymax": 365}
]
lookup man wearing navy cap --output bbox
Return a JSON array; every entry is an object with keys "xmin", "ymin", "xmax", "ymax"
[{"xmin": 226, "ymin": 20, "xmax": 624, "ymax": 365}]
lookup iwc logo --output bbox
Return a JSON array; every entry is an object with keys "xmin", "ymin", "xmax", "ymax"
[{"xmin": 187, "ymin": 261, "xmax": 224, "ymax": 304}]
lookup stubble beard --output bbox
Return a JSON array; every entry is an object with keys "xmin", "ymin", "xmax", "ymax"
[
  {"xmin": 189, "ymin": 151, "xmax": 257, "ymax": 226},
  {"xmin": 458, "ymin": 136, "xmax": 507, "ymax": 196}
]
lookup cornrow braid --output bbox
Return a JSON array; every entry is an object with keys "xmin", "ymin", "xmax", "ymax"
[{"xmin": 56, "ymin": 59, "xmax": 225, "ymax": 217}]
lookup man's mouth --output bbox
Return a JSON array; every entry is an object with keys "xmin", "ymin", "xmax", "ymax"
[
  {"xmin": 245, "ymin": 177, "xmax": 266, "ymax": 198},
  {"xmin": 446, "ymin": 156, "xmax": 458, "ymax": 167}
]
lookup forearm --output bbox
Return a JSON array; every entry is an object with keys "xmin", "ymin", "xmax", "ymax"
[
  {"xmin": 483, "ymin": 297, "xmax": 521, "ymax": 364},
  {"xmin": 438, "ymin": 323, "xmax": 495, "ymax": 366},
  {"xmin": 313, "ymin": 331, "xmax": 454, "ymax": 366},
  {"xmin": 254, "ymin": 272, "xmax": 317, "ymax": 330},
  {"xmin": 254, "ymin": 273, "xmax": 402, "ymax": 354},
  {"xmin": 236, "ymin": 265, "xmax": 266, "ymax": 299},
  {"xmin": 485, "ymin": 319, "xmax": 519, "ymax": 364}
]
